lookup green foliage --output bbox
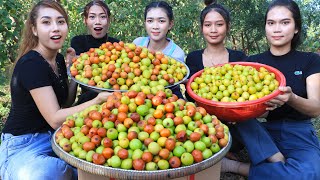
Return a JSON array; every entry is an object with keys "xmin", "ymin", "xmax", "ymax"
[
  {"xmin": 312, "ymin": 118, "xmax": 320, "ymax": 139},
  {"xmin": 299, "ymin": 0, "xmax": 320, "ymax": 52},
  {"xmin": 0, "ymin": 81, "xmax": 10, "ymax": 134},
  {"xmin": 1, "ymin": 0, "xmax": 35, "ymax": 58},
  {"xmin": 0, "ymin": 1, "xmax": 21, "ymax": 68},
  {"xmin": 223, "ymin": 0, "xmax": 269, "ymax": 53}
]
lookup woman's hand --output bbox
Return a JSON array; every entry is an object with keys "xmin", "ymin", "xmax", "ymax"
[
  {"xmin": 95, "ymin": 92, "xmax": 113, "ymax": 104},
  {"xmin": 265, "ymin": 86, "xmax": 293, "ymax": 111},
  {"xmin": 66, "ymin": 47, "xmax": 76, "ymax": 67},
  {"xmin": 182, "ymin": 78, "xmax": 188, "ymax": 85}
]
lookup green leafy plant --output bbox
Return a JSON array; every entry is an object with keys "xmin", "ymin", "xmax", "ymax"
[{"xmin": 0, "ymin": 84, "xmax": 10, "ymax": 135}]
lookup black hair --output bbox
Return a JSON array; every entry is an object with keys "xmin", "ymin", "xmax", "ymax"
[
  {"xmin": 144, "ymin": 1, "xmax": 174, "ymax": 21},
  {"xmin": 83, "ymin": 0, "xmax": 111, "ymax": 19},
  {"xmin": 200, "ymin": 0, "xmax": 230, "ymax": 31},
  {"xmin": 16, "ymin": 0, "xmax": 68, "ymax": 62},
  {"xmin": 265, "ymin": 0, "xmax": 302, "ymax": 49},
  {"xmin": 204, "ymin": 0, "xmax": 215, "ymax": 6}
]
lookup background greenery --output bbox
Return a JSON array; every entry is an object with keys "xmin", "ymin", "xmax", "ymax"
[{"xmin": 0, "ymin": 0, "xmax": 319, "ymax": 135}]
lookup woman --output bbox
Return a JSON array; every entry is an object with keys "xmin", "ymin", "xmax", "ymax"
[
  {"xmin": 133, "ymin": 1, "xmax": 185, "ymax": 99},
  {"xmin": 0, "ymin": 1, "xmax": 110, "ymax": 179},
  {"xmin": 185, "ymin": 0, "xmax": 246, "ymax": 102},
  {"xmin": 222, "ymin": 0, "xmax": 320, "ymax": 179},
  {"xmin": 70, "ymin": 0, "xmax": 119, "ymax": 104},
  {"xmin": 185, "ymin": 0, "xmax": 247, "ymax": 158},
  {"xmin": 133, "ymin": 1, "xmax": 185, "ymax": 62},
  {"xmin": 71, "ymin": 0, "xmax": 119, "ymax": 55}
]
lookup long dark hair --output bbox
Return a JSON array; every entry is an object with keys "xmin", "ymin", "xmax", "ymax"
[
  {"xmin": 200, "ymin": 0, "xmax": 230, "ymax": 31},
  {"xmin": 265, "ymin": 0, "xmax": 302, "ymax": 49},
  {"xmin": 144, "ymin": 1, "xmax": 174, "ymax": 21},
  {"xmin": 16, "ymin": 0, "xmax": 68, "ymax": 61}
]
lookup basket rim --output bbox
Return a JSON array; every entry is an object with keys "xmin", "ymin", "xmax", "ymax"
[
  {"xmin": 52, "ymin": 128, "xmax": 232, "ymax": 179},
  {"xmin": 186, "ymin": 62, "xmax": 286, "ymax": 108},
  {"xmin": 68, "ymin": 57, "xmax": 190, "ymax": 93}
]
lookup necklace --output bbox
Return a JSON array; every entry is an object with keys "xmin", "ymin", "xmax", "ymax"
[
  {"xmin": 48, "ymin": 61, "xmax": 58, "ymax": 75},
  {"xmin": 35, "ymin": 49, "xmax": 59, "ymax": 75}
]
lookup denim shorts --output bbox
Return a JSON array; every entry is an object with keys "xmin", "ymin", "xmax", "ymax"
[{"xmin": 0, "ymin": 131, "xmax": 77, "ymax": 180}]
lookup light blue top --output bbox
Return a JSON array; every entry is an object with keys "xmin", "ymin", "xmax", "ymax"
[{"xmin": 133, "ymin": 37, "xmax": 185, "ymax": 62}]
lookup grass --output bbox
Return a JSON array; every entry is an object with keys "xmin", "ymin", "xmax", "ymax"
[
  {"xmin": 0, "ymin": 67, "xmax": 11, "ymax": 135},
  {"xmin": 312, "ymin": 118, "xmax": 320, "ymax": 139}
]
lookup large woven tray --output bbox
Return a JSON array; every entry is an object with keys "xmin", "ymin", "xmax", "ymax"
[{"xmin": 51, "ymin": 128, "xmax": 231, "ymax": 180}]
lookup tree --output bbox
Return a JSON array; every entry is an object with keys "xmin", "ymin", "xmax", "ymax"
[
  {"xmin": 0, "ymin": 0, "xmax": 33, "ymax": 69},
  {"xmin": 299, "ymin": 0, "xmax": 320, "ymax": 52}
]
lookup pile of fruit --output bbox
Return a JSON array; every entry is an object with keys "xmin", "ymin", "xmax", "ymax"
[
  {"xmin": 190, "ymin": 64, "xmax": 280, "ymax": 102},
  {"xmin": 56, "ymin": 90, "xmax": 229, "ymax": 170},
  {"xmin": 69, "ymin": 41, "xmax": 188, "ymax": 91}
]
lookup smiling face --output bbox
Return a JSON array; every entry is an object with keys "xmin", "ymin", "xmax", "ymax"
[
  {"xmin": 145, "ymin": 8, "xmax": 173, "ymax": 42},
  {"xmin": 202, "ymin": 10, "xmax": 228, "ymax": 46},
  {"xmin": 85, "ymin": 5, "xmax": 109, "ymax": 39},
  {"xmin": 32, "ymin": 7, "xmax": 68, "ymax": 52},
  {"xmin": 265, "ymin": 6, "xmax": 298, "ymax": 50}
]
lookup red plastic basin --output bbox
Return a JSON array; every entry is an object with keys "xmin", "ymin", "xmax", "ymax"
[{"xmin": 186, "ymin": 62, "xmax": 286, "ymax": 122}]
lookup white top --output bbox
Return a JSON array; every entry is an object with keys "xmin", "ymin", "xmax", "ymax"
[{"xmin": 133, "ymin": 37, "xmax": 185, "ymax": 62}]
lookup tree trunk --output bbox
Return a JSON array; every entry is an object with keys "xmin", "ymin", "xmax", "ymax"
[
  {"xmin": 241, "ymin": 32, "xmax": 245, "ymax": 52},
  {"xmin": 244, "ymin": 32, "xmax": 251, "ymax": 53},
  {"xmin": 232, "ymin": 35, "xmax": 237, "ymax": 50},
  {"xmin": 255, "ymin": 40, "xmax": 261, "ymax": 54}
]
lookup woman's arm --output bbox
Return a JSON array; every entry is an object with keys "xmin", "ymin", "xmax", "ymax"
[
  {"xmin": 63, "ymin": 79, "xmax": 78, "ymax": 107},
  {"xmin": 63, "ymin": 47, "xmax": 78, "ymax": 107},
  {"xmin": 287, "ymin": 73, "xmax": 320, "ymax": 117},
  {"xmin": 65, "ymin": 47, "xmax": 76, "ymax": 67},
  {"xmin": 267, "ymin": 73, "xmax": 320, "ymax": 118},
  {"xmin": 30, "ymin": 86, "xmax": 111, "ymax": 129},
  {"xmin": 185, "ymin": 52, "xmax": 201, "ymax": 102}
]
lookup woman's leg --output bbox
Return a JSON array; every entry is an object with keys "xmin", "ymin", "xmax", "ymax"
[
  {"xmin": 221, "ymin": 157, "xmax": 250, "ymax": 176},
  {"xmin": 0, "ymin": 132, "xmax": 77, "ymax": 180},
  {"xmin": 243, "ymin": 120, "xmax": 320, "ymax": 180},
  {"xmin": 235, "ymin": 119, "xmax": 282, "ymax": 165},
  {"xmin": 256, "ymin": 120, "xmax": 320, "ymax": 179},
  {"xmin": 221, "ymin": 119, "xmax": 283, "ymax": 176},
  {"xmin": 227, "ymin": 123, "xmax": 245, "ymax": 154}
]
